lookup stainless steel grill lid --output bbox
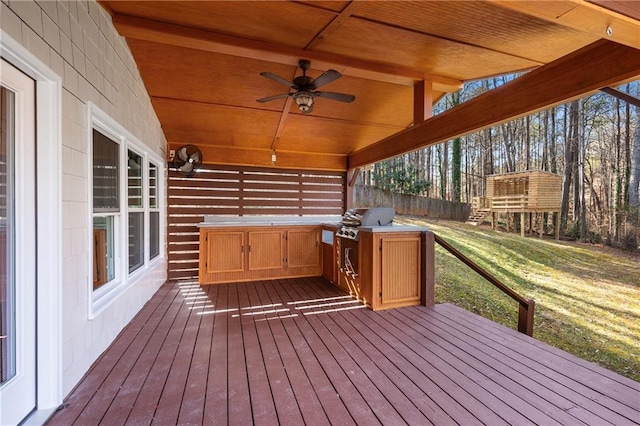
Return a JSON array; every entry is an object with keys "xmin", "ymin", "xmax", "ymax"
[
  {"xmin": 360, "ymin": 207, "xmax": 394, "ymax": 226},
  {"xmin": 337, "ymin": 207, "xmax": 395, "ymax": 240}
]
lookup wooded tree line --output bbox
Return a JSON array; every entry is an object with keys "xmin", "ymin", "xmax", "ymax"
[{"xmin": 361, "ymin": 77, "xmax": 640, "ymax": 248}]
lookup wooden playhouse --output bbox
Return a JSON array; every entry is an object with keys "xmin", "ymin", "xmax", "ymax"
[{"xmin": 469, "ymin": 170, "xmax": 562, "ymax": 238}]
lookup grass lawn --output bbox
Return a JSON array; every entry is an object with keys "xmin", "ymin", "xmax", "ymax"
[{"xmin": 398, "ymin": 216, "xmax": 640, "ymax": 382}]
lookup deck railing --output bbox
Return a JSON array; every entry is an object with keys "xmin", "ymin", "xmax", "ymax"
[
  {"xmin": 471, "ymin": 196, "xmax": 488, "ymax": 212},
  {"xmin": 489, "ymin": 195, "xmax": 529, "ymax": 211},
  {"xmin": 433, "ymin": 233, "xmax": 535, "ymax": 336}
]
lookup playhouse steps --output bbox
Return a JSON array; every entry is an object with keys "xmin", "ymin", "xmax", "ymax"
[{"xmin": 466, "ymin": 209, "xmax": 490, "ymax": 226}]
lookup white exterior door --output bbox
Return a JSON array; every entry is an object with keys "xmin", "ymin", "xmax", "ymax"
[{"xmin": 0, "ymin": 58, "xmax": 37, "ymax": 424}]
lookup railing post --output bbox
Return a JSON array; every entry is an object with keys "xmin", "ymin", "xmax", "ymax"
[
  {"xmin": 421, "ymin": 230, "xmax": 435, "ymax": 307},
  {"xmin": 518, "ymin": 299, "xmax": 535, "ymax": 337}
]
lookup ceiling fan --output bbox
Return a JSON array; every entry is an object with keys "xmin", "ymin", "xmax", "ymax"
[{"xmin": 257, "ymin": 59, "xmax": 355, "ymax": 114}]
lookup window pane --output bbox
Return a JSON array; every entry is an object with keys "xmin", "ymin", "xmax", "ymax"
[
  {"xmin": 128, "ymin": 150, "xmax": 143, "ymax": 208},
  {"xmin": 93, "ymin": 216, "xmax": 115, "ymax": 289},
  {"xmin": 93, "ymin": 130, "xmax": 119, "ymax": 212},
  {"xmin": 150, "ymin": 211, "xmax": 160, "ymax": 259},
  {"xmin": 1, "ymin": 86, "xmax": 16, "ymax": 383},
  {"xmin": 149, "ymin": 163, "xmax": 157, "ymax": 209},
  {"xmin": 128, "ymin": 212, "xmax": 144, "ymax": 273}
]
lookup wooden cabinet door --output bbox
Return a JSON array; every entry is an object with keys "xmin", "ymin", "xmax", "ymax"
[
  {"xmin": 379, "ymin": 235, "xmax": 421, "ymax": 308},
  {"xmin": 199, "ymin": 229, "xmax": 245, "ymax": 284},
  {"xmin": 248, "ymin": 229, "xmax": 285, "ymax": 271},
  {"xmin": 204, "ymin": 230, "xmax": 244, "ymax": 273},
  {"xmin": 288, "ymin": 228, "xmax": 320, "ymax": 268}
]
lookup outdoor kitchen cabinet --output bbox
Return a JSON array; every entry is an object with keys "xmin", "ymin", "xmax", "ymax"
[
  {"xmin": 199, "ymin": 226, "xmax": 321, "ymax": 284},
  {"xmin": 356, "ymin": 230, "xmax": 422, "ymax": 310}
]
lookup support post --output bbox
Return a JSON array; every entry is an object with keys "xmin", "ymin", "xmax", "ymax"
[
  {"xmin": 520, "ymin": 212, "xmax": 525, "ymax": 237},
  {"xmin": 345, "ymin": 168, "xmax": 359, "ymax": 209},
  {"xmin": 422, "ymin": 230, "xmax": 435, "ymax": 307},
  {"xmin": 414, "ymin": 79, "xmax": 433, "ymax": 124},
  {"xmin": 518, "ymin": 299, "xmax": 535, "ymax": 337},
  {"xmin": 539, "ymin": 213, "xmax": 544, "ymax": 238}
]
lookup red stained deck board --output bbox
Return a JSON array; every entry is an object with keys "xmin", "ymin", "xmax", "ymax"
[
  {"xmin": 235, "ymin": 282, "xmax": 279, "ymax": 425},
  {"xmin": 202, "ymin": 283, "xmax": 229, "ymax": 425},
  {"xmin": 152, "ymin": 283, "xmax": 207, "ymax": 425},
  {"xmin": 224, "ymin": 284, "xmax": 254, "ymax": 426},
  {"xmin": 176, "ymin": 284, "xmax": 218, "ymax": 425},
  {"xmin": 245, "ymin": 282, "xmax": 305, "ymax": 425},
  {"xmin": 123, "ymin": 285, "xmax": 198, "ymax": 424},
  {"xmin": 48, "ymin": 283, "xmax": 181, "ymax": 425},
  {"xmin": 282, "ymin": 283, "xmax": 429, "ymax": 424},
  {"xmin": 47, "ymin": 278, "xmax": 640, "ymax": 426},
  {"xmin": 394, "ymin": 307, "xmax": 622, "ymax": 424},
  {"xmin": 252, "ymin": 281, "xmax": 332, "ymax": 426},
  {"xmin": 428, "ymin": 304, "xmax": 640, "ymax": 423}
]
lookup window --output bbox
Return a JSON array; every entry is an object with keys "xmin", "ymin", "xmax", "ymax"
[
  {"xmin": 128, "ymin": 150, "xmax": 144, "ymax": 273},
  {"xmin": 149, "ymin": 162, "xmax": 160, "ymax": 260},
  {"xmin": 89, "ymin": 103, "xmax": 165, "ymax": 315},
  {"xmin": 92, "ymin": 130, "xmax": 119, "ymax": 290}
]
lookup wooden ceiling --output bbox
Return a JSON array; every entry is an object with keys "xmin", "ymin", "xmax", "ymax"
[{"xmin": 99, "ymin": 1, "xmax": 640, "ymax": 171}]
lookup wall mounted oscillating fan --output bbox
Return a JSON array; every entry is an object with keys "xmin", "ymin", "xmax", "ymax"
[{"xmin": 173, "ymin": 144, "xmax": 202, "ymax": 177}]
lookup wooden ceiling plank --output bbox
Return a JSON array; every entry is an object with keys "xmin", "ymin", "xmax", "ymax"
[
  {"xmin": 111, "ymin": 13, "xmax": 463, "ymax": 91},
  {"xmin": 168, "ymin": 143, "xmax": 347, "ymax": 171},
  {"xmin": 348, "ymin": 39, "xmax": 640, "ymax": 169},
  {"xmin": 490, "ymin": 0, "xmax": 640, "ymax": 49}
]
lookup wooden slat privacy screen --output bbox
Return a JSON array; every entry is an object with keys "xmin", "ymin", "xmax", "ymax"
[{"xmin": 168, "ymin": 164, "xmax": 346, "ymax": 281}]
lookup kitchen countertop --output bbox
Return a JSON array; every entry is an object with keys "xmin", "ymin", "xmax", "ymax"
[
  {"xmin": 358, "ymin": 225, "xmax": 429, "ymax": 232},
  {"xmin": 198, "ymin": 215, "xmax": 428, "ymax": 232},
  {"xmin": 198, "ymin": 215, "xmax": 342, "ymax": 228}
]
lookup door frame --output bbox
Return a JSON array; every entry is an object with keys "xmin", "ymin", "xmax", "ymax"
[{"xmin": 1, "ymin": 30, "xmax": 63, "ymax": 419}]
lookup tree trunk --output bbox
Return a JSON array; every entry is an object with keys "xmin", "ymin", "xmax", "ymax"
[
  {"xmin": 451, "ymin": 91, "xmax": 461, "ymax": 202},
  {"xmin": 561, "ymin": 101, "xmax": 579, "ymax": 230},
  {"xmin": 629, "ymin": 106, "xmax": 640, "ymax": 208}
]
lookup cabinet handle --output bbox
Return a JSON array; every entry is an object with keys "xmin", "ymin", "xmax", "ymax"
[
  {"xmin": 248, "ymin": 245, "xmax": 251, "ymax": 252},
  {"xmin": 241, "ymin": 245, "xmax": 244, "ymax": 253}
]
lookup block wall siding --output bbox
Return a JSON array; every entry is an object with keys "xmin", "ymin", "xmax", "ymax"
[{"xmin": 1, "ymin": 0, "xmax": 167, "ymax": 395}]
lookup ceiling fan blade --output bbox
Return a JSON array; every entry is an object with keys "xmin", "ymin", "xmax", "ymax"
[
  {"xmin": 260, "ymin": 72, "xmax": 293, "ymax": 87},
  {"xmin": 315, "ymin": 91, "xmax": 355, "ymax": 103},
  {"xmin": 311, "ymin": 69, "xmax": 342, "ymax": 89},
  {"xmin": 257, "ymin": 93, "xmax": 291, "ymax": 103}
]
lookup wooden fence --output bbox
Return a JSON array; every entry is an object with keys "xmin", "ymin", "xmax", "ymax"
[{"xmin": 354, "ymin": 185, "xmax": 471, "ymax": 221}]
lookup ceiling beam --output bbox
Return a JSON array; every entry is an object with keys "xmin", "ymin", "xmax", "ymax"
[
  {"xmin": 348, "ymin": 39, "xmax": 640, "ymax": 169},
  {"xmin": 600, "ymin": 86, "xmax": 640, "ymax": 108},
  {"xmin": 169, "ymin": 143, "xmax": 347, "ymax": 171},
  {"xmin": 111, "ymin": 14, "xmax": 463, "ymax": 92}
]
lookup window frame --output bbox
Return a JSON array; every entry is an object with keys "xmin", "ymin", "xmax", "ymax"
[
  {"xmin": 127, "ymin": 148, "xmax": 145, "ymax": 274},
  {"xmin": 148, "ymin": 161, "xmax": 161, "ymax": 261},
  {"xmin": 88, "ymin": 103, "xmax": 165, "ymax": 317}
]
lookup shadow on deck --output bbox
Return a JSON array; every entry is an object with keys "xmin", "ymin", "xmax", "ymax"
[{"xmin": 48, "ymin": 277, "xmax": 639, "ymax": 425}]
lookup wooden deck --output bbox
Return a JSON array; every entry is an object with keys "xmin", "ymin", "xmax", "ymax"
[{"xmin": 47, "ymin": 277, "xmax": 640, "ymax": 425}]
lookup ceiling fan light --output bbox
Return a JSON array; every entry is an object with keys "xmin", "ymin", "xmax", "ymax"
[{"xmin": 293, "ymin": 92, "xmax": 314, "ymax": 112}]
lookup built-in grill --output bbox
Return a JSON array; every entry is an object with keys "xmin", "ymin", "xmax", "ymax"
[
  {"xmin": 336, "ymin": 207, "xmax": 395, "ymax": 241},
  {"xmin": 336, "ymin": 207, "xmax": 395, "ymax": 278}
]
